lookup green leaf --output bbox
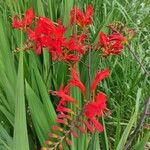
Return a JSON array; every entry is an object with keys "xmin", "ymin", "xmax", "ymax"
[
  {"xmin": 133, "ymin": 132, "xmax": 150, "ymax": 150},
  {"xmin": 13, "ymin": 52, "xmax": 29, "ymax": 150},
  {"xmin": 116, "ymin": 88, "xmax": 141, "ymax": 150},
  {"xmin": 33, "ymin": 62, "xmax": 56, "ymax": 123},
  {"xmin": 25, "ymin": 81, "xmax": 51, "ymax": 146},
  {"xmin": 87, "ymin": 132, "xmax": 100, "ymax": 150},
  {"xmin": 0, "ymin": 124, "xmax": 12, "ymax": 150}
]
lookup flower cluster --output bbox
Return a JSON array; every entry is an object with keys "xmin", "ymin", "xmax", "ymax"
[
  {"xmin": 12, "ymin": 7, "xmax": 88, "ymax": 62},
  {"xmin": 12, "ymin": 6, "xmax": 134, "ymax": 60},
  {"xmin": 12, "ymin": 8, "xmax": 35, "ymax": 30},
  {"xmin": 45, "ymin": 65, "xmax": 109, "ymax": 149},
  {"xmin": 70, "ymin": 4, "xmax": 94, "ymax": 28},
  {"xmin": 12, "ymin": 4, "xmax": 134, "ymax": 150},
  {"xmin": 99, "ymin": 31, "xmax": 126, "ymax": 57}
]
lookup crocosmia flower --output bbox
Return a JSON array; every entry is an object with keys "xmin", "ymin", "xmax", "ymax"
[
  {"xmin": 28, "ymin": 17, "xmax": 66, "ymax": 57},
  {"xmin": 12, "ymin": 8, "xmax": 35, "ymax": 30},
  {"xmin": 68, "ymin": 64, "xmax": 86, "ymax": 95},
  {"xmin": 84, "ymin": 92, "xmax": 107, "ymax": 132},
  {"xmin": 91, "ymin": 68, "xmax": 110, "ymax": 94},
  {"xmin": 70, "ymin": 4, "xmax": 94, "ymax": 28},
  {"xmin": 85, "ymin": 92, "xmax": 106, "ymax": 118},
  {"xmin": 99, "ymin": 31, "xmax": 126, "ymax": 57}
]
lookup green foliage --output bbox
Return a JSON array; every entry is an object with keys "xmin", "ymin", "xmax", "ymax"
[{"xmin": 13, "ymin": 52, "xmax": 29, "ymax": 150}]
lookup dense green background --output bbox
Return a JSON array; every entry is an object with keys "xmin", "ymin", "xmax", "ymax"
[{"xmin": 0, "ymin": 0, "xmax": 149, "ymax": 150}]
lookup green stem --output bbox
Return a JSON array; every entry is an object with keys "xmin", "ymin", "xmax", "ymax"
[{"xmin": 127, "ymin": 46, "xmax": 150, "ymax": 76}]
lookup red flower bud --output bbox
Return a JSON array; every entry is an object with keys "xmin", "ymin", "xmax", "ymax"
[{"xmin": 66, "ymin": 137, "xmax": 72, "ymax": 146}]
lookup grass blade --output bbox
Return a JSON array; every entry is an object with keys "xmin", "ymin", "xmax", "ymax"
[{"xmin": 13, "ymin": 52, "xmax": 29, "ymax": 150}]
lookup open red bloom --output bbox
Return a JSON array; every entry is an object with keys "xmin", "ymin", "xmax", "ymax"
[
  {"xmin": 60, "ymin": 34, "xmax": 86, "ymax": 62},
  {"xmin": 70, "ymin": 4, "xmax": 94, "ymax": 28},
  {"xmin": 66, "ymin": 34, "xmax": 86, "ymax": 54},
  {"xmin": 12, "ymin": 8, "xmax": 35, "ymax": 30},
  {"xmin": 99, "ymin": 32, "xmax": 126, "ymax": 57},
  {"xmin": 91, "ymin": 68, "xmax": 110, "ymax": 93},
  {"xmin": 84, "ymin": 92, "xmax": 106, "ymax": 133},
  {"xmin": 68, "ymin": 64, "xmax": 86, "ymax": 95},
  {"xmin": 84, "ymin": 92, "xmax": 106, "ymax": 118},
  {"xmin": 28, "ymin": 17, "xmax": 66, "ymax": 57},
  {"xmin": 50, "ymin": 85, "xmax": 76, "ymax": 104}
]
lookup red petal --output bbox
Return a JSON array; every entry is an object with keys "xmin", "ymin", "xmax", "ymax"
[
  {"xmin": 85, "ymin": 4, "xmax": 94, "ymax": 24},
  {"xmin": 91, "ymin": 68, "xmax": 110, "ymax": 93},
  {"xmin": 95, "ymin": 92, "xmax": 106, "ymax": 106},
  {"xmin": 70, "ymin": 6, "xmax": 83, "ymax": 25},
  {"xmin": 108, "ymin": 33, "xmax": 125, "ymax": 43},
  {"xmin": 51, "ymin": 89, "xmax": 77, "ymax": 104},
  {"xmin": 12, "ymin": 8, "xmax": 35, "ymax": 30},
  {"xmin": 35, "ymin": 43, "xmax": 42, "ymax": 55},
  {"xmin": 28, "ymin": 28, "xmax": 36, "ymax": 41},
  {"xmin": 22, "ymin": 8, "xmax": 35, "ymax": 27},
  {"xmin": 12, "ymin": 15, "xmax": 22, "ymax": 29},
  {"xmin": 99, "ymin": 32, "xmax": 108, "ymax": 49},
  {"xmin": 69, "ymin": 64, "xmax": 86, "ymax": 95}
]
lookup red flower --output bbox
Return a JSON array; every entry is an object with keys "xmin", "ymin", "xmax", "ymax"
[
  {"xmin": 99, "ymin": 32, "xmax": 126, "ymax": 57},
  {"xmin": 91, "ymin": 68, "xmax": 110, "ymax": 93},
  {"xmin": 50, "ymin": 86, "xmax": 76, "ymax": 104},
  {"xmin": 84, "ymin": 92, "xmax": 106, "ymax": 118},
  {"xmin": 108, "ymin": 33, "xmax": 126, "ymax": 42},
  {"xmin": 84, "ymin": 92, "xmax": 106, "ymax": 133},
  {"xmin": 60, "ymin": 34, "xmax": 86, "ymax": 62},
  {"xmin": 50, "ymin": 84, "xmax": 77, "ymax": 115},
  {"xmin": 28, "ymin": 17, "xmax": 66, "ymax": 57},
  {"xmin": 66, "ymin": 34, "xmax": 86, "ymax": 54},
  {"xmin": 70, "ymin": 4, "xmax": 94, "ymax": 28},
  {"xmin": 99, "ymin": 32, "xmax": 108, "ymax": 49},
  {"xmin": 12, "ymin": 8, "xmax": 35, "ymax": 30},
  {"xmin": 68, "ymin": 64, "xmax": 86, "ymax": 95}
]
